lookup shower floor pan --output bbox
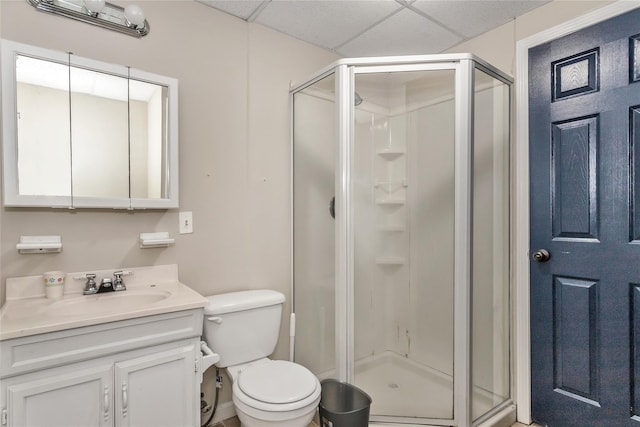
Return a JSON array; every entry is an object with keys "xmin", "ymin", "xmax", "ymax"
[
  {"xmin": 353, "ymin": 351, "xmax": 454, "ymax": 421},
  {"xmin": 353, "ymin": 351, "xmax": 498, "ymax": 424}
]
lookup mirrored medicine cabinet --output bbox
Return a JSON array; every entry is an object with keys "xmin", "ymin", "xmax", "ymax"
[{"xmin": 1, "ymin": 39, "xmax": 179, "ymax": 209}]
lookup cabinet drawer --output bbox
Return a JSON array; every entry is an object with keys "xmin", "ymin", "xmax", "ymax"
[{"xmin": 0, "ymin": 309, "xmax": 203, "ymax": 378}]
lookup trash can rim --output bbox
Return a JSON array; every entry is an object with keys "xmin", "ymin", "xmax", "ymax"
[{"xmin": 320, "ymin": 378, "xmax": 372, "ymax": 401}]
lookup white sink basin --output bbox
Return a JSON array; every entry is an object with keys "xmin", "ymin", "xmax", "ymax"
[
  {"xmin": 48, "ymin": 290, "xmax": 172, "ymax": 316},
  {"xmin": 0, "ymin": 265, "xmax": 209, "ymax": 341}
]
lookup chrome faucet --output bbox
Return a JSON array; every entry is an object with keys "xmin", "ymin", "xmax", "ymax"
[
  {"xmin": 96, "ymin": 277, "xmax": 114, "ymax": 293},
  {"xmin": 83, "ymin": 274, "xmax": 98, "ymax": 295},
  {"xmin": 82, "ymin": 271, "xmax": 128, "ymax": 295},
  {"xmin": 113, "ymin": 271, "xmax": 127, "ymax": 292}
]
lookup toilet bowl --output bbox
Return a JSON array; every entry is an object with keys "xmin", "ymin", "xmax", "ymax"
[
  {"xmin": 202, "ymin": 290, "xmax": 321, "ymax": 427},
  {"xmin": 228, "ymin": 359, "xmax": 320, "ymax": 427}
]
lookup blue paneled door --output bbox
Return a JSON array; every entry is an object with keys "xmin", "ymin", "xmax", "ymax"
[{"xmin": 529, "ymin": 8, "xmax": 640, "ymax": 427}]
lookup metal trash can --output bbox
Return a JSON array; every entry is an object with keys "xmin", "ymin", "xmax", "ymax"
[{"xmin": 318, "ymin": 379, "xmax": 372, "ymax": 427}]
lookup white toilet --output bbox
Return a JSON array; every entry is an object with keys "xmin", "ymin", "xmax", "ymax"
[{"xmin": 202, "ymin": 290, "xmax": 321, "ymax": 427}]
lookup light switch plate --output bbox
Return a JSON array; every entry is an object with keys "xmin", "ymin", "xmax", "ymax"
[{"xmin": 179, "ymin": 211, "xmax": 193, "ymax": 234}]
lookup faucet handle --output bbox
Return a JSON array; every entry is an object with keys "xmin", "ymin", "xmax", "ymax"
[
  {"xmin": 113, "ymin": 271, "xmax": 127, "ymax": 291},
  {"xmin": 83, "ymin": 273, "xmax": 98, "ymax": 295}
]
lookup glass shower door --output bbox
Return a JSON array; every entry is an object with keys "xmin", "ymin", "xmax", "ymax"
[
  {"xmin": 351, "ymin": 68, "xmax": 457, "ymax": 422},
  {"xmin": 471, "ymin": 67, "xmax": 511, "ymax": 422},
  {"xmin": 292, "ymin": 73, "xmax": 337, "ymax": 379}
]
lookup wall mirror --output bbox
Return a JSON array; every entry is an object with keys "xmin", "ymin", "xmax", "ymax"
[{"xmin": 1, "ymin": 39, "xmax": 178, "ymax": 209}]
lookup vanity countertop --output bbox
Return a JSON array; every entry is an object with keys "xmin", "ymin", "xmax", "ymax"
[{"xmin": 0, "ymin": 264, "xmax": 207, "ymax": 341}]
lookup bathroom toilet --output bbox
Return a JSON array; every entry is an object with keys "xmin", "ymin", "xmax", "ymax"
[{"xmin": 202, "ymin": 290, "xmax": 321, "ymax": 427}]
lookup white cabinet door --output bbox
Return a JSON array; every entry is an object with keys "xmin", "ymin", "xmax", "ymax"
[
  {"xmin": 114, "ymin": 344, "xmax": 198, "ymax": 427},
  {"xmin": 6, "ymin": 364, "xmax": 113, "ymax": 427}
]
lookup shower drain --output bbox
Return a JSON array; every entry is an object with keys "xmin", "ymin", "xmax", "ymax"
[{"xmin": 388, "ymin": 383, "xmax": 399, "ymax": 389}]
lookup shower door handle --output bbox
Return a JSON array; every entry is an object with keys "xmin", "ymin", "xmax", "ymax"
[{"xmin": 329, "ymin": 196, "xmax": 335, "ymax": 219}]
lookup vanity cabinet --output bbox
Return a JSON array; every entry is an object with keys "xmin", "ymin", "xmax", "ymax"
[{"xmin": 0, "ymin": 309, "xmax": 203, "ymax": 427}]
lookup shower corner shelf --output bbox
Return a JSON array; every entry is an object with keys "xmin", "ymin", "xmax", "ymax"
[
  {"xmin": 375, "ymin": 256, "xmax": 406, "ymax": 266},
  {"xmin": 375, "ymin": 198, "xmax": 405, "ymax": 206},
  {"xmin": 376, "ymin": 148, "xmax": 406, "ymax": 160}
]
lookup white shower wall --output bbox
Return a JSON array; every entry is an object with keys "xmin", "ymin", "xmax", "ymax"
[
  {"xmin": 353, "ymin": 98, "xmax": 456, "ymax": 377},
  {"xmin": 407, "ymin": 100, "xmax": 456, "ymax": 376}
]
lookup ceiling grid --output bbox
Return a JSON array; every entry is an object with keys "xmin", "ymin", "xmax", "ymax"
[{"xmin": 197, "ymin": 0, "xmax": 550, "ymax": 57}]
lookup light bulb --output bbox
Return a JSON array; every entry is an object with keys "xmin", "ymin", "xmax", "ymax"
[
  {"xmin": 124, "ymin": 4, "xmax": 145, "ymax": 28},
  {"xmin": 83, "ymin": 0, "xmax": 105, "ymax": 14}
]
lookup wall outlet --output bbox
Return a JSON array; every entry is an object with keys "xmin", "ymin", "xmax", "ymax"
[{"xmin": 179, "ymin": 211, "xmax": 193, "ymax": 234}]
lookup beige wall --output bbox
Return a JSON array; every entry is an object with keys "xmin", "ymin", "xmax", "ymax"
[
  {"xmin": 0, "ymin": 0, "xmax": 338, "ymax": 411},
  {"xmin": 1, "ymin": 0, "xmax": 338, "ymax": 302}
]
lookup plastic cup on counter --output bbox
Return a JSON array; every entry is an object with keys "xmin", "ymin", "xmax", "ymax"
[{"xmin": 43, "ymin": 270, "xmax": 66, "ymax": 299}]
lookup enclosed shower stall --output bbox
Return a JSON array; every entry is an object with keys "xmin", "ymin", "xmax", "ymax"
[{"xmin": 291, "ymin": 55, "xmax": 511, "ymax": 426}]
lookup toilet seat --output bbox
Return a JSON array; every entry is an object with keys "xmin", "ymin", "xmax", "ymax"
[
  {"xmin": 233, "ymin": 360, "xmax": 320, "ymax": 412},
  {"xmin": 238, "ymin": 360, "xmax": 317, "ymax": 404}
]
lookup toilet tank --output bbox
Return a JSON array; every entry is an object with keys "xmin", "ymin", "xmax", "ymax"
[{"xmin": 203, "ymin": 290, "xmax": 286, "ymax": 367}]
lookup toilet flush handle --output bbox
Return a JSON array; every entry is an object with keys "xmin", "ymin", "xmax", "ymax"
[{"xmin": 207, "ymin": 316, "xmax": 223, "ymax": 324}]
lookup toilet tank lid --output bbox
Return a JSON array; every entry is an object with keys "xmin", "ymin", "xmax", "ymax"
[{"xmin": 204, "ymin": 290, "xmax": 285, "ymax": 315}]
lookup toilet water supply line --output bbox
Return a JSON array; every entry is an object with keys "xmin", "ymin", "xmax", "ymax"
[{"xmin": 201, "ymin": 367, "xmax": 221, "ymax": 427}]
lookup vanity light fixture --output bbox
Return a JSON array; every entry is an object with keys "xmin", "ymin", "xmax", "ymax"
[
  {"xmin": 83, "ymin": 0, "xmax": 105, "ymax": 15},
  {"xmin": 123, "ymin": 4, "xmax": 145, "ymax": 28},
  {"xmin": 27, "ymin": 0, "xmax": 150, "ymax": 37}
]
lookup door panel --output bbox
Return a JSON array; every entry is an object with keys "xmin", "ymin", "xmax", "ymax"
[
  {"xmin": 551, "ymin": 48, "xmax": 599, "ymax": 101},
  {"xmin": 631, "ymin": 34, "xmax": 640, "ymax": 83},
  {"xmin": 551, "ymin": 115, "xmax": 599, "ymax": 240},
  {"xmin": 529, "ymin": 7, "xmax": 640, "ymax": 427},
  {"xmin": 632, "ymin": 106, "xmax": 640, "ymax": 241},
  {"xmin": 114, "ymin": 345, "xmax": 196, "ymax": 427},
  {"xmin": 552, "ymin": 276, "xmax": 599, "ymax": 405},
  {"xmin": 632, "ymin": 284, "xmax": 640, "ymax": 419},
  {"xmin": 6, "ymin": 365, "xmax": 112, "ymax": 427}
]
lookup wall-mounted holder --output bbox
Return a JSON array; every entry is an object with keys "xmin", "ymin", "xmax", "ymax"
[
  {"xmin": 16, "ymin": 235, "xmax": 62, "ymax": 254},
  {"xmin": 139, "ymin": 232, "xmax": 174, "ymax": 249}
]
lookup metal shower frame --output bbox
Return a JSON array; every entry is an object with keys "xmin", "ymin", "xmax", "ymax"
[{"xmin": 290, "ymin": 54, "xmax": 513, "ymax": 427}]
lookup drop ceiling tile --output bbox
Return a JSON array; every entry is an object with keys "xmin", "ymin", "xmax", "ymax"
[
  {"xmin": 197, "ymin": 0, "xmax": 266, "ymax": 20},
  {"xmin": 254, "ymin": 0, "xmax": 403, "ymax": 51},
  {"xmin": 337, "ymin": 8, "xmax": 462, "ymax": 57},
  {"xmin": 411, "ymin": 0, "xmax": 550, "ymax": 38}
]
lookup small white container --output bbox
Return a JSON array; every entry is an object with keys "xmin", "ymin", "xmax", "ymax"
[{"xmin": 43, "ymin": 271, "xmax": 65, "ymax": 299}]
